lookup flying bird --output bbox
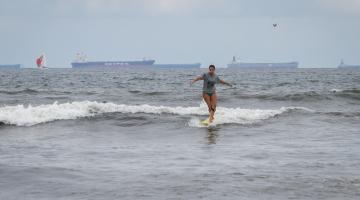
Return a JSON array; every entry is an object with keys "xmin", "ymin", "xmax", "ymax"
[{"xmin": 273, "ymin": 23, "xmax": 278, "ymax": 28}]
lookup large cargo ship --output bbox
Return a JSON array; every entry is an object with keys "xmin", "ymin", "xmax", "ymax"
[
  {"xmin": 0, "ymin": 64, "xmax": 21, "ymax": 69},
  {"xmin": 71, "ymin": 53, "xmax": 155, "ymax": 68},
  {"xmin": 338, "ymin": 59, "xmax": 360, "ymax": 69},
  {"xmin": 227, "ymin": 56, "xmax": 298, "ymax": 68},
  {"xmin": 72, "ymin": 60, "xmax": 155, "ymax": 68},
  {"xmin": 153, "ymin": 63, "xmax": 201, "ymax": 68}
]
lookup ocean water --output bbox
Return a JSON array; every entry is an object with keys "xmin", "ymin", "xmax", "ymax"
[{"xmin": 0, "ymin": 68, "xmax": 359, "ymax": 199}]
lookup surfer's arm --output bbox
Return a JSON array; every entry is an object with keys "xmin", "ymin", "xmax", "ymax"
[
  {"xmin": 191, "ymin": 76, "xmax": 203, "ymax": 85},
  {"xmin": 220, "ymin": 79, "xmax": 232, "ymax": 87}
]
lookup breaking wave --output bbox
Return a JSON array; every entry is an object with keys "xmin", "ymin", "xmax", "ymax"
[{"xmin": 0, "ymin": 101, "xmax": 313, "ymax": 127}]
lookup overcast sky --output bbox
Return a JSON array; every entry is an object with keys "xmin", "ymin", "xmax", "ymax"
[{"xmin": 0, "ymin": 0, "xmax": 359, "ymax": 68}]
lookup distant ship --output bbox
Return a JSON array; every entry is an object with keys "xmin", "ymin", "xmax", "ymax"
[
  {"xmin": 338, "ymin": 59, "xmax": 360, "ymax": 69},
  {"xmin": 0, "ymin": 64, "xmax": 21, "ymax": 69},
  {"xmin": 71, "ymin": 53, "xmax": 155, "ymax": 68},
  {"xmin": 227, "ymin": 56, "xmax": 299, "ymax": 68},
  {"xmin": 153, "ymin": 63, "xmax": 201, "ymax": 68}
]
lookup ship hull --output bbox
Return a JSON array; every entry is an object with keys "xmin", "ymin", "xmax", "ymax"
[
  {"xmin": 71, "ymin": 60, "xmax": 155, "ymax": 68},
  {"xmin": 338, "ymin": 65, "xmax": 360, "ymax": 69},
  {"xmin": 228, "ymin": 62, "xmax": 298, "ymax": 68},
  {"xmin": 0, "ymin": 64, "xmax": 21, "ymax": 69}
]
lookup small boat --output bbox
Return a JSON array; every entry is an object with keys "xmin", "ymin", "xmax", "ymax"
[{"xmin": 36, "ymin": 53, "xmax": 47, "ymax": 69}]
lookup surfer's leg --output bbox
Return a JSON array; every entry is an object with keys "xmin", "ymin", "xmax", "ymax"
[
  {"xmin": 202, "ymin": 93, "xmax": 211, "ymax": 113},
  {"xmin": 209, "ymin": 94, "xmax": 217, "ymax": 122}
]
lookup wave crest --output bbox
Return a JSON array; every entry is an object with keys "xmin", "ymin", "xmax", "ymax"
[
  {"xmin": 0, "ymin": 88, "xmax": 39, "ymax": 95},
  {"xmin": 0, "ymin": 101, "xmax": 312, "ymax": 127}
]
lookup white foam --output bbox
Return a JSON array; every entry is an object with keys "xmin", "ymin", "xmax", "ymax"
[
  {"xmin": 0, "ymin": 101, "xmax": 313, "ymax": 127},
  {"xmin": 188, "ymin": 107, "xmax": 282, "ymax": 128}
]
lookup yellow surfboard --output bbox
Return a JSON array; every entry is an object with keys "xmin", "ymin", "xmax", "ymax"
[
  {"xmin": 201, "ymin": 117, "xmax": 216, "ymax": 128},
  {"xmin": 201, "ymin": 118, "xmax": 210, "ymax": 126}
]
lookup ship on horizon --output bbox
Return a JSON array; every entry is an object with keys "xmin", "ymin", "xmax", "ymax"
[
  {"xmin": 0, "ymin": 64, "xmax": 21, "ymax": 69},
  {"xmin": 71, "ymin": 53, "xmax": 155, "ymax": 68},
  {"xmin": 227, "ymin": 56, "xmax": 299, "ymax": 68},
  {"xmin": 338, "ymin": 59, "xmax": 360, "ymax": 69}
]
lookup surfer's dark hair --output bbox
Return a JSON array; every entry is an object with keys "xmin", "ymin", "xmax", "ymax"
[{"xmin": 209, "ymin": 65, "xmax": 216, "ymax": 70}]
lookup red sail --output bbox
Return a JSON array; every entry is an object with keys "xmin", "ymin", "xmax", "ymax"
[{"xmin": 36, "ymin": 57, "xmax": 42, "ymax": 67}]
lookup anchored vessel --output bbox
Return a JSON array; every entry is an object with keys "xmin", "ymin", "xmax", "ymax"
[
  {"xmin": 71, "ymin": 53, "xmax": 155, "ymax": 68},
  {"xmin": 0, "ymin": 64, "xmax": 21, "ymax": 69},
  {"xmin": 72, "ymin": 60, "xmax": 155, "ymax": 68},
  {"xmin": 227, "ymin": 56, "xmax": 298, "ymax": 68},
  {"xmin": 338, "ymin": 59, "xmax": 360, "ymax": 69}
]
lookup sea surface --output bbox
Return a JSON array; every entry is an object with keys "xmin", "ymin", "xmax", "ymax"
[{"xmin": 0, "ymin": 68, "xmax": 359, "ymax": 200}]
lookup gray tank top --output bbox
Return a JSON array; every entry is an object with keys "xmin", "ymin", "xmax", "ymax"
[{"xmin": 202, "ymin": 73, "xmax": 220, "ymax": 93}]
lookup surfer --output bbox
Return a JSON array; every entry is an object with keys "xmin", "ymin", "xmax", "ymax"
[{"xmin": 191, "ymin": 65, "xmax": 232, "ymax": 123}]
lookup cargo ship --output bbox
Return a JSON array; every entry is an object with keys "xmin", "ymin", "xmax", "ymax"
[
  {"xmin": 0, "ymin": 64, "xmax": 21, "ymax": 69},
  {"xmin": 71, "ymin": 53, "xmax": 155, "ymax": 68},
  {"xmin": 153, "ymin": 63, "xmax": 201, "ymax": 68},
  {"xmin": 72, "ymin": 60, "xmax": 155, "ymax": 68},
  {"xmin": 338, "ymin": 59, "xmax": 360, "ymax": 69},
  {"xmin": 227, "ymin": 56, "xmax": 298, "ymax": 68}
]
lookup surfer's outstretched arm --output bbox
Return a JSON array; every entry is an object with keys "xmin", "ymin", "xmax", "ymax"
[
  {"xmin": 190, "ymin": 76, "xmax": 204, "ymax": 85},
  {"xmin": 220, "ymin": 79, "xmax": 232, "ymax": 87}
]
